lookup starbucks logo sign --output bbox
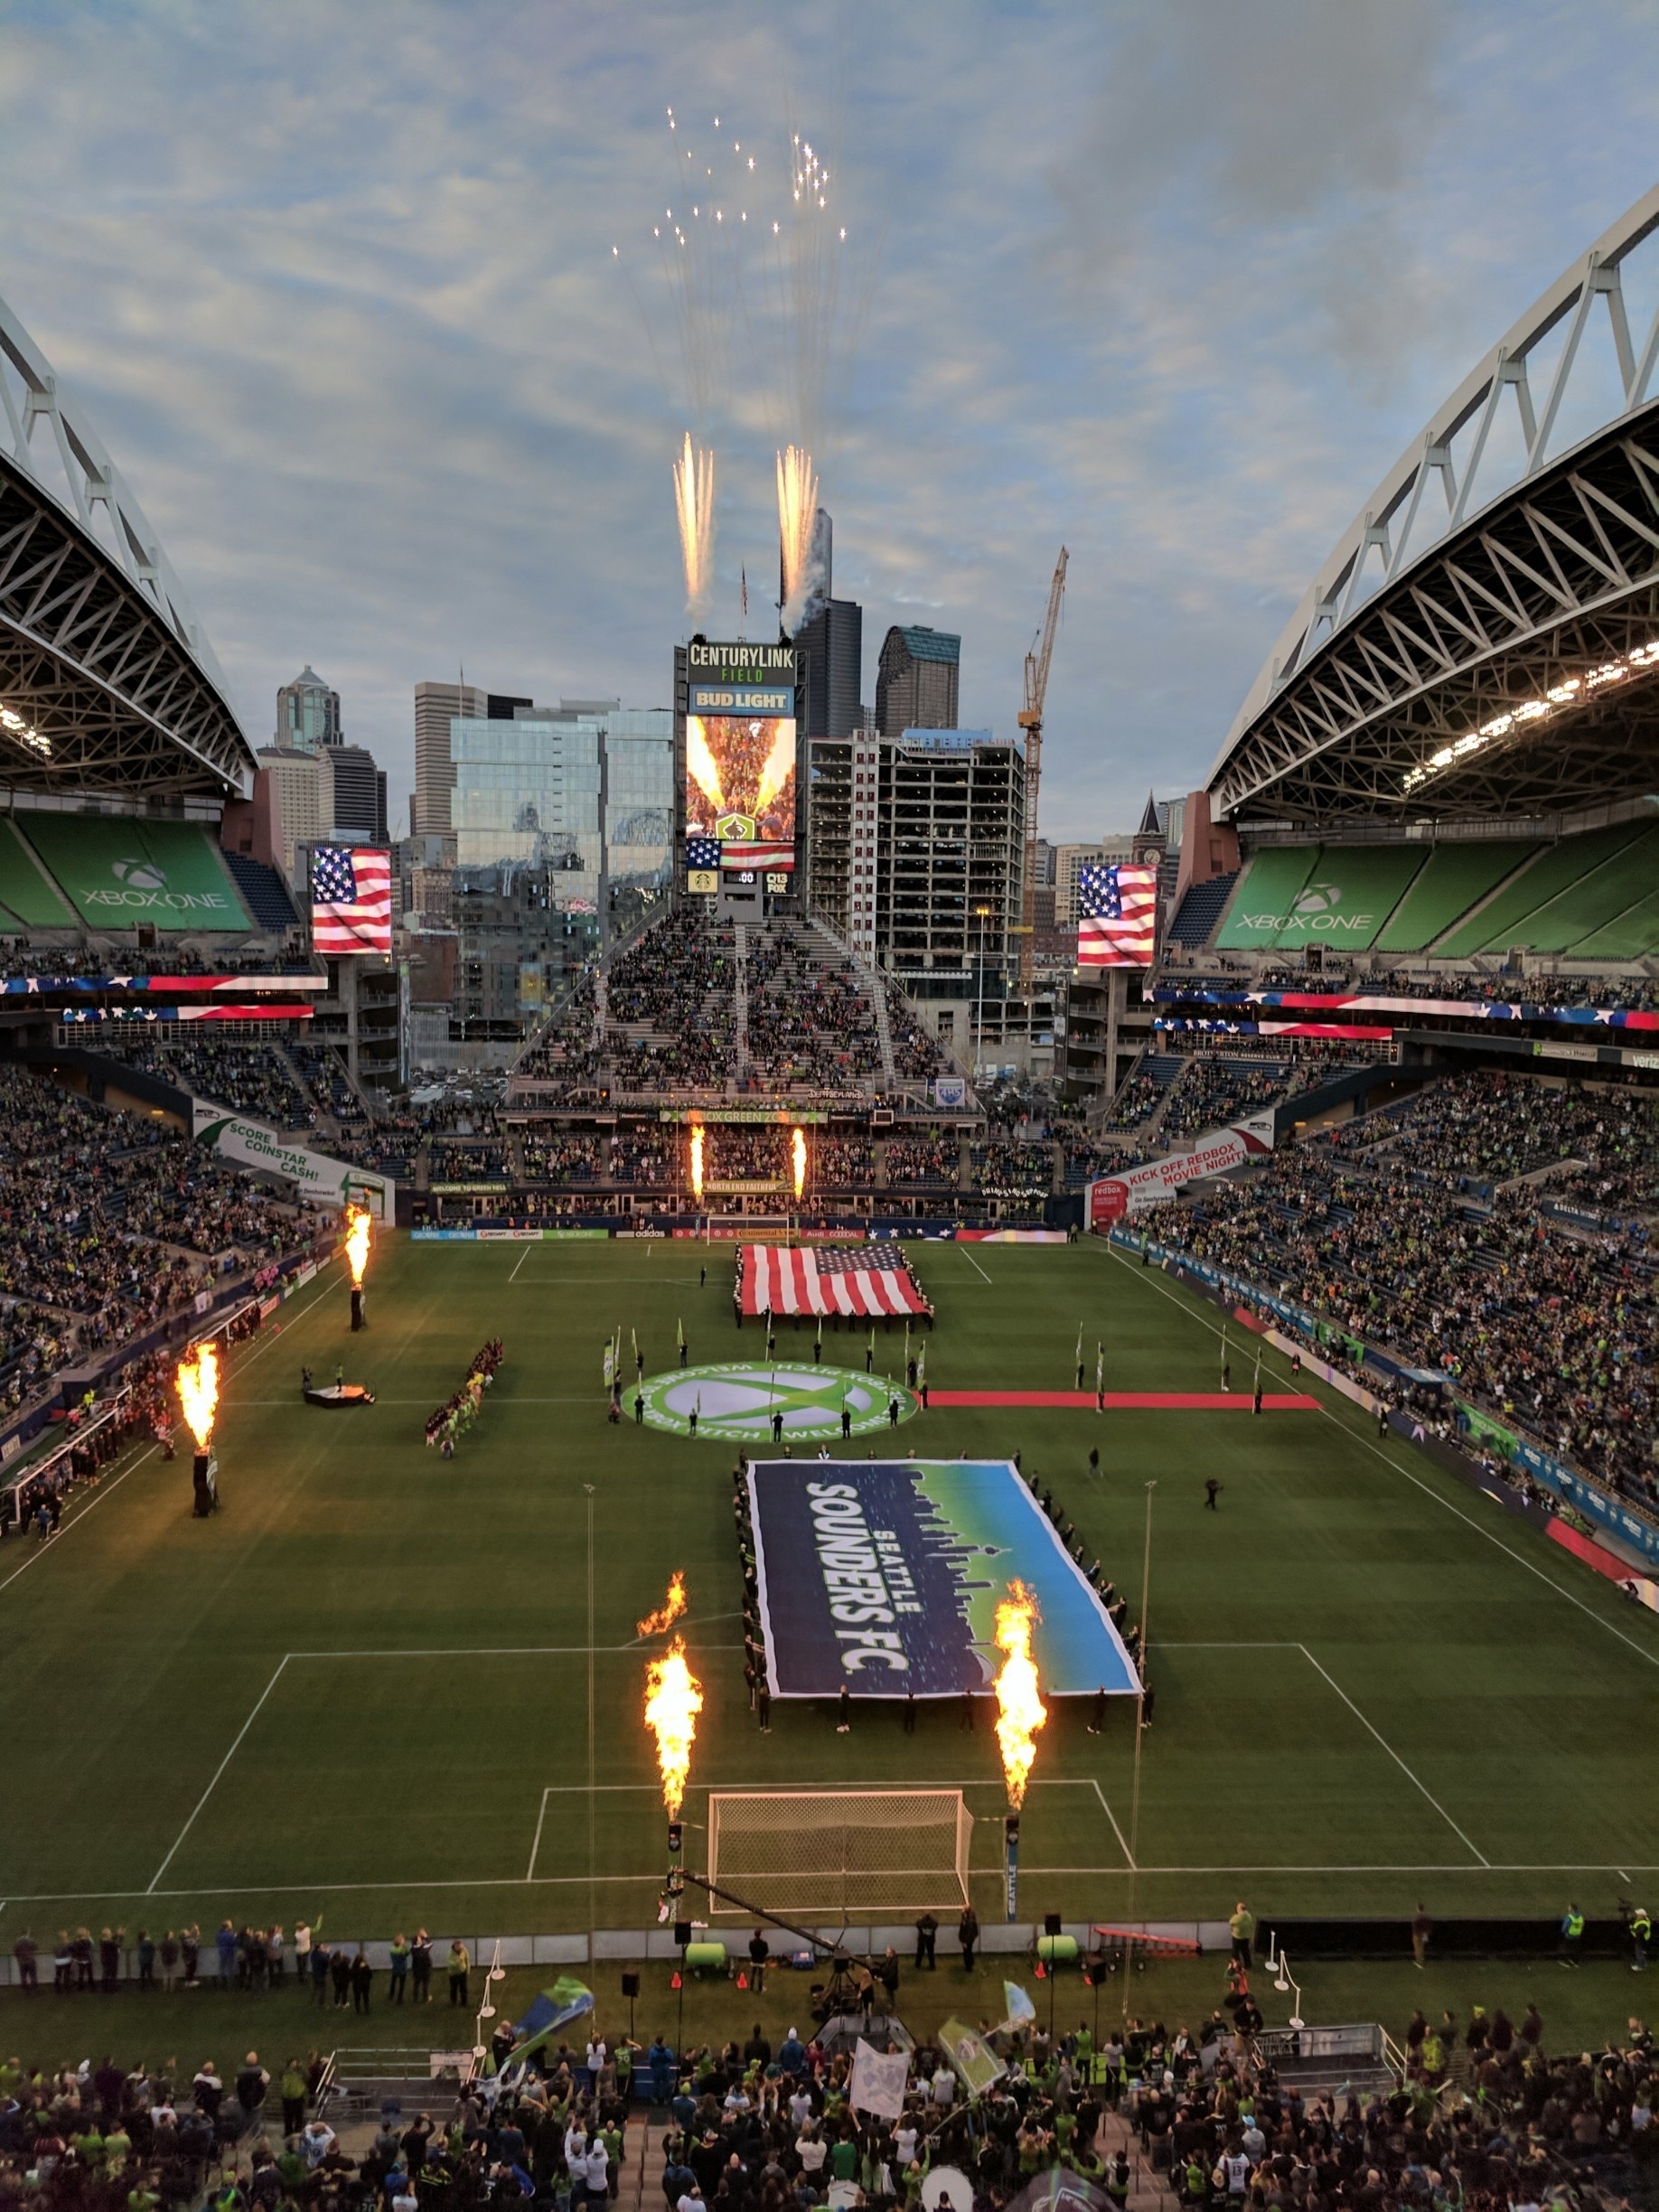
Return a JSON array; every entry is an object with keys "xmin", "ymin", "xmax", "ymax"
[{"xmin": 636, "ymin": 1362, "xmax": 918, "ymax": 1442}]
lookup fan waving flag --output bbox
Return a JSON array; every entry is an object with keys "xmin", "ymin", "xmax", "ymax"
[
  {"xmin": 1078, "ymin": 862, "xmax": 1158, "ymax": 968},
  {"xmin": 311, "ymin": 845, "xmax": 393, "ymax": 955}
]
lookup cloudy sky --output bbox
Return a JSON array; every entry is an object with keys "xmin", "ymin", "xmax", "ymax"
[{"xmin": 5, "ymin": 0, "xmax": 1657, "ymax": 838}]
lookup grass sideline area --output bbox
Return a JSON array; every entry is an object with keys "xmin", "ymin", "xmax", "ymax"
[{"xmin": 3, "ymin": 1234, "xmax": 1656, "ymax": 1956}]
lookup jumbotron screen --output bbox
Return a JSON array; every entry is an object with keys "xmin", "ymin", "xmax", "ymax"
[{"xmin": 686, "ymin": 713, "xmax": 797, "ymax": 871}]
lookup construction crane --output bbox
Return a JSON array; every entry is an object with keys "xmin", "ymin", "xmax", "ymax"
[{"xmin": 1017, "ymin": 546, "xmax": 1068, "ymax": 990}]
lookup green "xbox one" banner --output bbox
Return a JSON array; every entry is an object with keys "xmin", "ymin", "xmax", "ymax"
[{"xmin": 18, "ymin": 816, "xmax": 249, "ymax": 933}]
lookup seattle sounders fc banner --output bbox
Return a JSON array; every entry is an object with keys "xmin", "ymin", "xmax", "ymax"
[{"xmin": 747, "ymin": 1458, "xmax": 1140, "ymax": 1700}]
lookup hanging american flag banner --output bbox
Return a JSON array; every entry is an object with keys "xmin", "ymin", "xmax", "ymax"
[
  {"xmin": 1077, "ymin": 862, "xmax": 1158, "ymax": 968},
  {"xmin": 310, "ymin": 846, "xmax": 393, "ymax": 956}
]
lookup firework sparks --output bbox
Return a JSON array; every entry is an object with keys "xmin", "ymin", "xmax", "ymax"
[
  {"xmin": 776, "ymin": 445, "xmax": 819, "ymax": 630},
  {"xmin": 644, "ymin": 1636, "xmax": 704, "ymax": 1819},
  {"xmin": 689, "ymin": 1123, "xmax": 705, "ymax": 1202},
  {"xmin": 673, "ymin": 433, "xmax": 717, "ymax": 618},
  {"xmin": 344, "ymin": 1206, "xmax": 371, "ymax": 1289},
  {"xmin": 638, "ymin": 1571, "xmax": 688, "ymax": 1639},
  {"xmin": 792, "ymin": 1126, "xmax": 806, "ymax": 1202},
  {"xmin": 992, "ymin": 1581, "xmax": 1047, "ymax": 1808},
  {"xmin": 176, "ymin": 1343, "xmax": 220, "ymax": 1453}
]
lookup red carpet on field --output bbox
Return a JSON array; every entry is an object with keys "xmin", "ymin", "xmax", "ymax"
[{"xmin": 926, "ymin": 1389, "xmax": 1320, "ymax": 1410}]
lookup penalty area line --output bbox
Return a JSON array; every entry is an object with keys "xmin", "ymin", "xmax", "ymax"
[
  {"xmin": 1297, "ymin": 1644, "xmax": 1488, "ymax": 1868},
  {"xmin": 147, "ymin": 1656, "xmax": 293, "ymax": 1893}
]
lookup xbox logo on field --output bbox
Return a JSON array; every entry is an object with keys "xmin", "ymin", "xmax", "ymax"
[
  {"xmin": 111, "ymin": 858, "xmax": 166, "ymax": 891},
  {"xmin": 636, "ymin": 1361, "xmax": 917, "ymax": 1442},
  {"xmin": 1292, "ymin": 881, "xmax": 1342, "ymax": 914}
]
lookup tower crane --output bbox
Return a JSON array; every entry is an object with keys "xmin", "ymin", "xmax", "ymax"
[{"xmin": 1017, "ymin": 547, "xmax": 1068, "ymax": 990}]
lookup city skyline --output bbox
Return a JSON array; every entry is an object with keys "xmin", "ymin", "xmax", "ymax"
[{"xmin": 4, "ymin": 2, "xmax": 1656, "ymax": 839}]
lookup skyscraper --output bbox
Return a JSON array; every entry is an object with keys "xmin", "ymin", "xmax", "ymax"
[
  {"xmin": 413, "ymin": 682, "xmax": 533, "ymax": 835},
  {"xmin": 876, "ymin": 625, "xmax": 961, "ymax": 736},
  {"xmin": 275, "ymin": 665, "xmax": 341, "ymax": 752},
  {"xmin": 320, "ymin": 745, "xmax": 389, "ymax": 843},
  {"xmin": 794, "ymin": 517, "xmax": 863, "ymax": 741}
]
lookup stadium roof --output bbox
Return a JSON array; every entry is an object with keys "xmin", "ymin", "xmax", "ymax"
[
  {"xmin": 0, "ymin": 290, "xmax": 256, "ymax": 803},
  {"xmin": 1209, "ymin": 186, "xmax": 1659, "ymax": 827}
]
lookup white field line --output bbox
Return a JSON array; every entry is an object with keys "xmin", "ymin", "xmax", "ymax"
[
  {"xmin": 1296, "ymin": 1645, "xmax": 1488, "ymax": 1867},
  {"xmin": 147, "ymin": 1655, "xmax": 294, "ymax": 1891}
]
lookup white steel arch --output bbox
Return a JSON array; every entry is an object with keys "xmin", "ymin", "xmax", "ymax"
[
  {"xmin": 1211, "ymin": 186, "xmax": 1659, "ymax": 817},
  {"xmin": 0, "ymin": 289, "xmax": 254, "ymax": 797}
]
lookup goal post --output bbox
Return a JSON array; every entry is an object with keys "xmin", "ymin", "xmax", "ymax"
[{"xmin": 707, "ymin": 1789, "xmax": 972, "ymax": 1916}]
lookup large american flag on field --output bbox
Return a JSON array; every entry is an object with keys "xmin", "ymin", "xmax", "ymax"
[
  {"xmin": 740, "ymin": 1242, "xmax": 931, "ymax": 1319},
  {"xmin": 311, "ymin": 845, "xmax": 393, "ymax": 955},
  {"xmin": 1078, "ymin": 862, "xmax": 1158, "ymax": 968}
]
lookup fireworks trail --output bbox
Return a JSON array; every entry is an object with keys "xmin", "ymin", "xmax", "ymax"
[
  {"xmin": 673, "ymin": 433, "xmax": 717, "ymax": 617},
  {"xmin": 791, "ymin": 1126, "xmax": 807, "ymax": 1202},
  {"xmin": 689, "ymin": 1123, "xmax": 705, "ymax": 1203},
  {"xmin": 776, "ymin": 444, "xmax": 820, "ymax": 632}
]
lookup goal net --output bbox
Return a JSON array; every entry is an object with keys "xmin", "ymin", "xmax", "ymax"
[{"xmin": 707, "ymin": 1789, "xmax": 972, "ymax": 1916}]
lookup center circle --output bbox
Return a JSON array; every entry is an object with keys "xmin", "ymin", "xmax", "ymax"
[{"xmin": 635, "ymin": 1362, "xmax": 920, "ymax": 1442}]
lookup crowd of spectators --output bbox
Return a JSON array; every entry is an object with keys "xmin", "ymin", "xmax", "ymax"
[
  {"xmin": 517, "ymin": 971, "xmax": 605, "ymax": 1091},
  {"xmin": 886, "ymin": 986, "xmax": 949, "ymax": 1083},
  {"xmin": 1, "ymin": 1988, "xmax": 1654, "ymax": 2212},
  {"xmin": 103, "ymin": 1037, "xmax": 319, "ymax": 1130},
  {"xmin": 1101, "ymin": 1064, "xmax": 1169, "ymax": 1131},
  {"xmin": 522, "ymin": 1133, "xmax": 604, "ymax": 1184},
  {"xmin": 1115, "ymin": 1997, "xmax": 1656, "ymax": 2212},
  {"xmin": 613, "ymin": 1133, "xmax": 674, "ymax": 1186},
  {"xmin": 884, "ymin": 1138, "xmax": 960, "ymax": 1188},
  {"xmin": 431, "ymin": 1143, "xmax": 512, "ymax": 1183},
  {"xmin": 746, "ymin": 933, "xmax": 884, "ymax": 1090},
  {"xmin": 605, "ymin": 913, "xmax": 739, "ymax": 1090},
  {"xmin": 971, "ymin": 1142, "xmax": 1053, "ymax": 1197},
  {"xmin": 291, "ymin": 1044, "xmax": 368, "ymax": 1127},
  {"xmin": 0, "ymin": 1069, "xmax": 306, "ymax": 1377},
  {"xmin": 1143, "ymin": 1072, "xmax": 1656, "ymax": 1504},
  {"xmin": 706, "ymin": 1129, "xmax": 788, "ymax": 1181},
  {"xmin": 814, "ymin": 1138, "xmax": 875, "ymax": 1186},
  {"xmin": 1161, "ymin": 1057, "xmax": 1289, "ymax": 1141}
]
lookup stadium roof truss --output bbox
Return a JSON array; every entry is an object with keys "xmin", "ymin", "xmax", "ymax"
[
  {"xmin": 0, "ymin": 293, "xmax": 255, "ymax": 802},
  {"xmin": 1211, "ymin": 187, "xmax": 1659, "ymax": 824}
]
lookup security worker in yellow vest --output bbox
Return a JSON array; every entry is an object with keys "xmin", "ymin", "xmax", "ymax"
[{"xmin": 1560, "ymin": 1902, "xmax": 1585, "ymax": 1967}]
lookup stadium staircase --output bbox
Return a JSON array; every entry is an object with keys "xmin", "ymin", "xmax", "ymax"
[
  {"xmin": 221, "ymin": 848, "xmax": 299, "ymax": 934},
  {"xmin": 271, "ymin": 1036, "xmax": 324, "ymax": 1125},
  {"xmin": 801, "ymin": 910, "xmax": 898, "ymax": 1086},
  {"xmin": 1167, "ymin": 869, "xmax": 1238, "ymax": 949},
  {"xmin": 733, "ymin": 923, "xmax": 753, "ymax": 1079}
]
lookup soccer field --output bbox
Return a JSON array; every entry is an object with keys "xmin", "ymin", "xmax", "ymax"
[{"xmin": 4, "ymin": 1232, "xmax": 1655, "ymax": 1948}]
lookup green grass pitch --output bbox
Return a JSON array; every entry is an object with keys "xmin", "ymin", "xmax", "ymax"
[{"xmin": 3, "ymin": 1232, "xmax": 1655, "ymax": 1948}]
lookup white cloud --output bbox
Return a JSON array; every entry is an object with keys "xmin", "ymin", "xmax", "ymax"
[{"xmin": 1, "ymin": 0, "xmax": 1655, "ymax": 836}]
